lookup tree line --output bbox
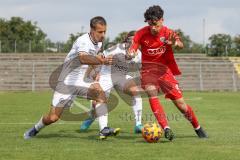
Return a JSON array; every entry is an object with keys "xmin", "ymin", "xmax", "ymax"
[{"xmin": 0, "ymin": 17, "xmax": 239, "ymax": 56}]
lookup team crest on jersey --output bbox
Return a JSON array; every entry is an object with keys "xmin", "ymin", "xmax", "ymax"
[{"xmin": 160, "ymin": 37, "xmax": 166, "ymax": 43}]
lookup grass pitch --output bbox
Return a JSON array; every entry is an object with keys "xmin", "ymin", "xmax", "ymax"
[{"xmin": 0, "ymin": 91, "xmax": 240, "ymax": 160}]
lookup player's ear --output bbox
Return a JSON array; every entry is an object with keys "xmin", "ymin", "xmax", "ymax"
[
  {"xmin": 90, "ymin": 27, "xmax": 96, "ymax": 33},
  {"xmin": 160, "ymin": 18, "xmax": 164, "ymax": 23}
]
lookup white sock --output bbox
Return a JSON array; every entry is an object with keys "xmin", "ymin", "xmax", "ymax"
[
  {"xmin": 195, "ymin": 125, "xmax": 201, "ymax": 130},
  {"xmin": 164, "ymin": 126, "xmax": 170, "ymax": 130},
  {"xmin": 95, "ymin": 103, "xmax": 108, "ymax": 131},
  {"xmin": 132, "ymin": 95, "xmax": 142, "ymax": 126},
  {"xmin": 34, "ymin": 117, "xmax": 45, "ymax": 131}
]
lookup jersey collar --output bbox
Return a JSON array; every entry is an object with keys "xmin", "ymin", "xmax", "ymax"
[{"xmin": 88, "ymin": 33, "xmax": 98, "ymax": 45}]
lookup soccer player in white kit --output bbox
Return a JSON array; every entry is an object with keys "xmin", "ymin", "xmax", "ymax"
[
  {"xmin": 24, "ymin": 16, "xmax": 120, "ymax": 140},
  {"xmin": 80, "ymin": 31, "xmax": 144, "ymax": 134}
]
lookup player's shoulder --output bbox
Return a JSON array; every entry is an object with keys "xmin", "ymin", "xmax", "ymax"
[
  {"xmin": 75, "ymin": 33, "xmax": 102, "ymax": 48},
  {"xmin": 76, "ymin": 33, "xmax": 90, "ymax": 42},
  {"xmin": 161, "ymin": 25, "xmax": 173, "ymax": 34},
  {"xmin": 136, "ymin": 26, "xmax": 150, "ymax": 35}
]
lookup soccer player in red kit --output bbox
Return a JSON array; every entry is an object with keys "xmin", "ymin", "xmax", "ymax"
[{"xmin": 128, "ymin": 5, "xmax": 208, "ymax": 141}]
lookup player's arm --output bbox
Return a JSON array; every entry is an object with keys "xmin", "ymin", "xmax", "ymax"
[
  {"xmin": 79, "ymin": 52, "xmax": 113, "ymax": 65},
  {"xmin": 166, "ymin": 29, "xmax": 184, "ymax": 49},
  {"xmin": 126, "ymin": 31, "xmax": 141, "ymax": 59},
  {"xmin": 75, "ymin": 37, "xmax": 113, "ymax": 65}
]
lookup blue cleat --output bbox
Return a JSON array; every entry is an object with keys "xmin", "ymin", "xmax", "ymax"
[
  {"xmin": 134, "ymin": 124, "xmax": 143, "ymax": 134},
  {"xmin": 80, "ymin": 118, "xmax": 95, "ymax": 132},
  {"xmin": 24, "ymin": 126, "xmax": 39, "ymax": 140}
]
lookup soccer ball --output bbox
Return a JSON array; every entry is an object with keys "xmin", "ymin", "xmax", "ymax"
[{"xmin": 142, "ymin": 122, "xmax": 163, "ymax": 143}]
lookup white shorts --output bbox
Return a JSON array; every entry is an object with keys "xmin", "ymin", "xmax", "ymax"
[
  {"xmin": 51, "ymin": 74, "xmax": 97, "ymax": 108},
  {"xmin": 98, "ymin": 73, "xmax": 133, "ymax": 97}
]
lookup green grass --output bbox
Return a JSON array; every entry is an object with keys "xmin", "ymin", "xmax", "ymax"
[{"xmin": 0, "ymin": 91, "xmax": 240, "ymax": 160}]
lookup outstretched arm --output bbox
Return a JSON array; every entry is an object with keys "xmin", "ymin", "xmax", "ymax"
[{"xmin": 79, "ymin": 52, "xmax": 113, "ymax": 65}]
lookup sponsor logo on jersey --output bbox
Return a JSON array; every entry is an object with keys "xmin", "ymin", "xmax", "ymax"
[
  {"xmin": 113, "ymin": 63, "xmax": 128, "ymax": 73},
  {"xmin": 147, "ymin": 46, "xmax": 166, "ymax": 55}
]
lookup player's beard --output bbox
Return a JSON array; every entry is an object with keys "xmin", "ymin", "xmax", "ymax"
[{"xmin": 99, "ymin": 37, "xmax": 104, "ymax": 42}]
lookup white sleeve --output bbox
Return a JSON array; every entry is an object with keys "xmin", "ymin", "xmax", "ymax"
[{"xmin": 75, "ymin": 37, "xmax": 89, "ymax": 53}]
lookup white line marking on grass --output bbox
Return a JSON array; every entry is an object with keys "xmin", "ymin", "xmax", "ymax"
[
  {"xmin": 71, "ymin": 100, "xmax": 90, "ymax": 112},
  {"xmin": 185, "ymin": 97, "xmax": 203, "ymax": 101}
]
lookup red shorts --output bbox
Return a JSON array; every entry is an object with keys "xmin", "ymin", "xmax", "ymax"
[{"xmin": 141, "ymin": 68, "xmax": 182, "ymax": 100}]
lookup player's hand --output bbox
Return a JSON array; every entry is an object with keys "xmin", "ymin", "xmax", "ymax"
[
  {"xmin": 126, "ymin": 49, "xmax": 137, "ymax": 60},
  {"xmin": 165, "ymin": 30, "xmax": 174, "ymax": 45},
  {"xmin": 174, "ymin": 40, "xmax": 184, "ymax": 49},
  {"xmin": 103, "ymin": 55, "xmax": 114, "ymax": 65},
  {"xmin": 125, "ymin": 53, "xmax": 135, "ymax": 60},
  {"xmin": 166, "ymin": 31, "xmax": 184, "ymax": 49}
]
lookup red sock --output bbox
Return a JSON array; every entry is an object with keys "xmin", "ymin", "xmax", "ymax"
[
  {"xmin": 184, "ymin": 105, "xmax": 200, "ymax": 129},
  {"xmin": 149, "ymin": 97, "xmax": 169, "ymax": 129}
]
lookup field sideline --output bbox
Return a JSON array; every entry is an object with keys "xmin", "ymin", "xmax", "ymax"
[{"xmin": 0, "ymin": 91, "xmax": 240, "ymax": 160}]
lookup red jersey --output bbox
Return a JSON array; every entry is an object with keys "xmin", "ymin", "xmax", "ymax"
[{"xmin": 130, "ymin": 26, "xmax": 181, "ymax": 75}]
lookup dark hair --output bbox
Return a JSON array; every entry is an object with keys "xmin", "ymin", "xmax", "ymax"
[
  {"xmin": 90, "ymin": 16, "xmax": 107, "ymax": 29},
  {"xmin": 144, "ymin": 5, "xmax": 164, "ymax": 22}
]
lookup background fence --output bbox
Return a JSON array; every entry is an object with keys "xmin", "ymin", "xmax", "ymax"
[
  {"xmin": 0, "ymin": 53, "xmax": 240, "ymax": 91},
  {"xmin": 0, "ymin": 40, "xmax": 64, "ymax": 53}
]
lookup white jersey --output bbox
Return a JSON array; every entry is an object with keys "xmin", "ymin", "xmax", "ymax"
[
  {"xmin": 52, "ymin": 33, "xmax": 102, "ymax": 107},
  {"xmin": 98, "ymin": 43, "xmax": 141, "ymax": 96},
  {"xmin": 100, "ymin": 43, "xmax": 141, "ymax": 76},
  {"xmin": 63, "ymin": 33, "xmax": 102, "ymax": 85},
  {"xmin": 65, "ymin": 33, "xmax": 102, "ymax": 62}
]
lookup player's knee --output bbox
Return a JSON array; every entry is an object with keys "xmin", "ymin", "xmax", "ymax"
[
  {"xmin": 127, "ymin": 86, "xmax": 139, "ymax": 96},
  {"xmin": 145, "ymin": 85, "xmax": 158, "ymax": 97},
  {"xmin": 49, "ymin": 114, "xmax": 60, "ymax": 123},
  {"xmin": 174, "ymin": 99, "xmax": 187, "ymax": 113},
  {"xmin": 96, "ymin": 89, "xmax": 107, "ymax": 103},
  {"xmin": 88, "ymin": 83, "xmax": 107, "ymax": 102}
]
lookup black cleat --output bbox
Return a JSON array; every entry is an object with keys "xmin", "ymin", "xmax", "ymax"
[
  {"xmin": 195, "ymin": 127, "xmax": 208, "ymax": 138},
  {"xmin": 99, "ymin": 127, "xmax": 121, "ymax": 140},
  {"xmin": 164, "ymin": 128, "xmax": 175, "ymax": 141}
]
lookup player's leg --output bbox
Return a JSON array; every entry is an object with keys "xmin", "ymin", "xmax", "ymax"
[
  {"xmin": 171, "ymin": 97, "xmax": 208, "ymax": 138},
  {"xmin": 86, "ymin": 82, "xmax": 120, "ymax": 139},
  {"xmin": 163, "ymin": 71, "xmax": 208, "ymax": 138},
  {"xmin": 80, "ymin": 100, "xmax": 96, "ymax": 131},
  {"xmin": 122, "ymin": 79, "xmax": 143, "ymax": 133},
  {"xmin": 80, "ymin": 75, "xmax": 113, "ymax": 132},
  {"xmin": 144, "ymin": 84, "xmax": 174, "ymax": 140},
  {"xmin": 24, "ymin": 90, "xmax": 74, "ymax": 139},
  {"xmin": 141, "ymin": 70, "xmax": 174, "ymax": 140}
]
